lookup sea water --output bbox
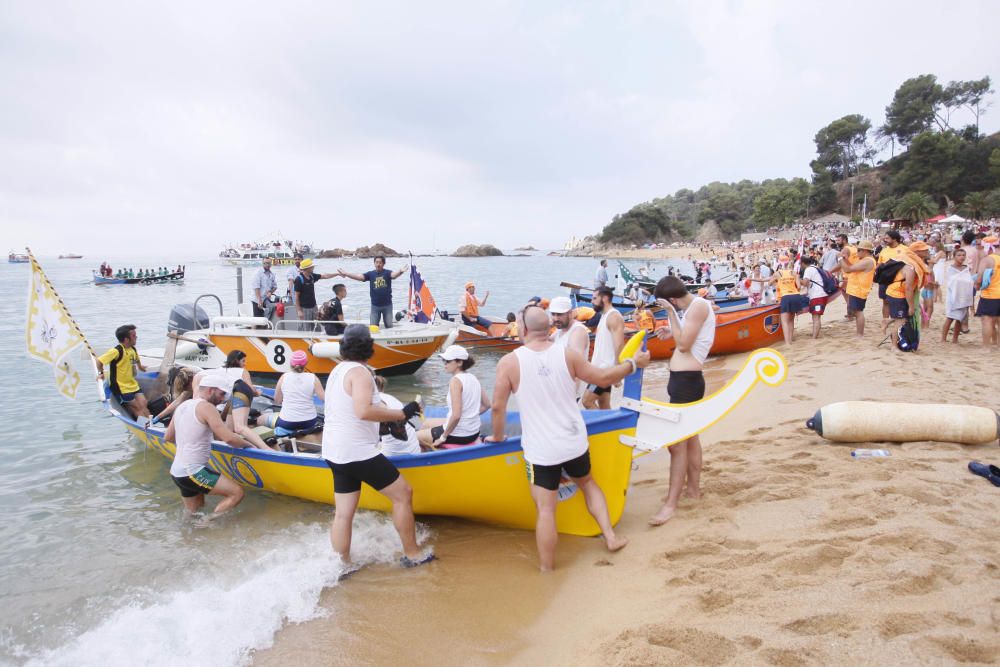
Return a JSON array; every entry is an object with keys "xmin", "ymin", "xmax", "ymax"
[{"xmin": 0, "ymin": 251, "xmax": 691, "ymax": 665}]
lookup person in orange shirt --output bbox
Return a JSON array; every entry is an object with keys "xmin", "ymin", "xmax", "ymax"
[
  {"xmin": 884, "ymin": 240, "xmax": 930, "ymax": 328},
  {"xmin": 973, "ymin": 236, "xmax": 1000, "ymax": 346},
  {"xmin": 633, "ymin": 299, "xmax": 655, "ymax": 333},
  {"xmin": 756, "ymin": 255, "xmax": 803, "ymax": 346},
  {"xmin": 839, "ymin": 240, "xmax": 876, "ymax": 338},
  {"xmin": 460, "ymin": 282, "xmax": 491, "ymax": 328}
]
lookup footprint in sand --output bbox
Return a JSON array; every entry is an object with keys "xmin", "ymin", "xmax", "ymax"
[
  {"xmin": 875, "ymin": 485, "xmax": 950, "ymax": 507},
  {"xmin": 697, "ymin": 588, "xmax": 734, "ymax": 612},
  {"xmin": 821, "ymin": 514, "xmax": 878, "ymax": 531},
  {"xmin": 759, "ymin": 648, "xmax": 814, "ymax": 667},
  {"xmin": 910, "ymin": 635, "xmax": 1000, "ymax": 664},
  {"xmin": 877, "ymin": 612, "xmax": 936, "ymax": 639},
  {"xmin": 789, "ymin": 394, "xmax": 812, "ymax": 401},
  {"xmin": 639, "ymin": 625, "xmax": 740, "ymax": 666},
  {"xmin": 781, "ymin": 613, "xmax": 858, "ymax": 637}
]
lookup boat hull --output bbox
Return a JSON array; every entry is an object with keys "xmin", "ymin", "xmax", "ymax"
[
  {"xmin": 93, "ymin": 271, "xmax": 185, "ymax": 285},
  {"xmin": 628, "ymin": 304, "xmax": 782, "ymax": 359},
  {"xmin": 119, "ymin": 406, "xmax": 637, "ymax": 536},
  {"xmin": 456, "ymin": 321, "xmax": 521, "ymax": 353}
]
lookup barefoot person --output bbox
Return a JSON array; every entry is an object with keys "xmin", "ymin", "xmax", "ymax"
[
  {"xmin": 757, "ymin": 256, "xmax": 802, "ymax": 346},
  {"xmin": 323, "ymin": 324, "xmax": 430, "ymax": 566},
  {"xmin": 942, "ymin": 248, "xmax": 973, "ymax": 344},
  {"xmin": 487, "ymin": 305, "xmax": 649, "ymax": 571},
  {"xmin": 974, "ymin": 239, "xmax": 1000, "ymax": 346},
  {"xmin": 96, "ymin": 324, "xmax": 151, "ymax": 420},
  {"xmin": 549, "ymin": 296, "xmax": 590, "ymax": 403},
  {"xmin": 582, "ymin": 287, "xmax": 625, "ymax": 409},
  {"xmin": 839, "ymin": 240, "xmax": 876, "ymax": 338},
  {"xmin": 164, "ymin": 373, "xmax": 255, "ymax": 518},
  {"xmin": 648, "ymin": 277, "xmax": 715, "ymax": 527}
]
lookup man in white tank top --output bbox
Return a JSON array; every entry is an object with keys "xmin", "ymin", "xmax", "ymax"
[
  {"xmin": 163, "ymin": 373, "xmax": 256, "ymax": 517},
  {"xmin": 582, "ymin": 287, "xmax": 625, "ymax": 410},
  {"xmin": 322, "ymin": 325, "xmax": 431, "ymax": 567},
  {"xmin": 486, "ymin": 306, "xmax": 651, "ymax": 571},
  {"xmin": 648, "ymin": 277, "xmax": 716, "ymax": 527},
  {"xmin": 549, "ymin": 296, "xmax": 589, "ymax": 403}
]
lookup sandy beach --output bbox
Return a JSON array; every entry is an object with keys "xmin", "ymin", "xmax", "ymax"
[{"xmin": 255, "ymin": 295, "xmax": 1000, "ymax": 666}]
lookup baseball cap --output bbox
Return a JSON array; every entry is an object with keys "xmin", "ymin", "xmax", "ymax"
[
  {"xmin": 199, "ymin": 372, "xmax": 233, "ymax": 397},
  {"xmin": 857, "ymin": 240, "xmax": 874, "ymax": 251},
  {"xmin": 465, "ymin": 281, "xmax": 475, "ymax": 289},
  {"xmin": 290, "ymin": 350, "xmax": 308, "ymax": 366},
  {"xmin": 548, "ymin": 296, "xmax": 573, "ymax": 314},
  {"xmin": 439, "ymin": 345, "xmax": 469, "ymax": 361},
  {"xmin": 300, "ymin": 258, "xmax": 315, "ymax": 270}
]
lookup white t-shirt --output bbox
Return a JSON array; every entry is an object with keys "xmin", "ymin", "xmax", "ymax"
[
  {"xmin": 802, "ymin": 266, "xmax": 827, "ymax": 300},
  {"xmin": 445, "ymin": 372, "xmax": 484, "ymax": 438},
  {"xmin": 379, "ymin": 393, "xmax": 421, "ymax": 456}
]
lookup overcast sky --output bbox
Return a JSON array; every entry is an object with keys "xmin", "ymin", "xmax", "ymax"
[{"xmin": 2, "ymin": 0, "xmax": 998, "ymax": 257}]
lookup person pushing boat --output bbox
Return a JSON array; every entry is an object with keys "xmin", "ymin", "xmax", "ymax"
[
  {"xmin": 163, "ymin": 372, "xmax": 256, "ymax": 518},
  {"xmin": 322, "ymin": 324, "xmax": 431, "ymax": 567},
  {"xmin": 648, "ymin": 277, "xmax": 715, "ymax": 527},
  {"xmin": 487, "ymin": 305, "xmax": 649, "ymax": 571}
]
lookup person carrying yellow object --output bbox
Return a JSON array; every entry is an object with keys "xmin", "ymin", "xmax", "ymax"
[
  {"xmin": 885, "ymin": 240, "xmax": 930, "ymax": 327},
  {"xmin": 839, "ymin": 240, "xmax": 876, "ymax": 338},
  {"xmin": 95, "ymin": 324, "xmax": 150, "ymax": 420},
  {"xmin": 973, "ymin": 236, "xmax": 1000, "ymax": 346}
]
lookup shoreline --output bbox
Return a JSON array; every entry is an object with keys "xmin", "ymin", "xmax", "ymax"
[{"xmin": 255, "ymin": 295, "xmax": 1000, "ymax": 665}]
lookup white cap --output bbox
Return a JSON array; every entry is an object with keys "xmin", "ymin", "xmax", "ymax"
[
  {"xmin": 548, "ymin": 296, "xmax": 573, "ymax": 314},
  {"xmin": 439, "ymin": 345, "xmax": 469, "ymax": 361},
  {"xmin": 199, "ymin": 371, "xmax": 233, "ymax": 396}
]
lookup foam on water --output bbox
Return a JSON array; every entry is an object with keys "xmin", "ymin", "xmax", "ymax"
[{"xmin": 24, "ymin": 514, "xmax": 430, "ymax": 667}]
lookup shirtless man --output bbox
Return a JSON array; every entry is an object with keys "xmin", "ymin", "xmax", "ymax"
[
  {"xmin": 487, "ymin": 306, "xmax": 649, "ymax": 571},
  {"xmin": 581, "ymin": 287, "xmax": 625, "ymax": 409}
]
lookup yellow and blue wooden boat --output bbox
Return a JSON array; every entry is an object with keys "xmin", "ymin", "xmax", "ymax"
[{"xmin": 108, "ymin": 349, "xmax": 787, "ymax": 536}]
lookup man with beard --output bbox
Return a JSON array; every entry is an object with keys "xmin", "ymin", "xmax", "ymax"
[
  {"xmin": 548, "ymin": 296, "xmax": 589, "ymax": 403},
  {"xmin": 581, "ymin": 287, "xmax": 624, "ymax": 410}
]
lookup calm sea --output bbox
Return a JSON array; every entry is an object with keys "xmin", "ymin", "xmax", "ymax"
[{"xmin": 0, "ymin": 252, "xmax": 686, "ymax": 666}]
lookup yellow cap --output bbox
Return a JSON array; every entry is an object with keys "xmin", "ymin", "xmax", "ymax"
[{"xmin": 300, "ymin": 258, "xmax": 314, "ymax": 270}]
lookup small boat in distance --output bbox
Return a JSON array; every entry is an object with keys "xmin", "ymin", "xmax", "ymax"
[
  {"xmin": 58, "ymin": 254, "xmax": 84, "ymax": 259},
  {"xmin": 220, "ymin": 233, "xmax": 317, "ymax": 265},
  {"xmin": 93, "ymin": 268, "xmax": 185, "ymax": 285},
  {"xmin": 8, "ymin": 251, "xmax": 29, "ymax": 263}
]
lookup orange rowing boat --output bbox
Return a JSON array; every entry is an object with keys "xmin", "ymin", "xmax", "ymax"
[
  {"xmin": 625, "ymin": 304, "xmax": 782, "ymax": 360},
  {"xmin": 456, "ymin": 321, "xmax": 522, "ymax": 353}
]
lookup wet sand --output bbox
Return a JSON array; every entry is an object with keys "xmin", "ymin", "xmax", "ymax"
[{"xmin": 256, "ymin": 295, "xmax": 1000, "ymax": 666}]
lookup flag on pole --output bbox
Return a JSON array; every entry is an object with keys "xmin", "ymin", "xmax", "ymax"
[
  {"xmin": 25, "ymin": 249, "xmax": 95, "ymax": 400},
  {"xmin": 617, "ymin": 261, "xmax": 638, "ymax": 284},
  {"xmin": 408, "ymin": 264, "xmax": 437, "ymax": 324}
]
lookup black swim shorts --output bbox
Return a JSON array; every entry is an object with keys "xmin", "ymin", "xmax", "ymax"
[
  {"xmin": 429, "ymin": 425, "xmax": 479, "ymax": 446},
  {"xmin": 847, "ymin": 295, "xmax": 867, "ymax": 312},
  {"xmin": 171, "ymin": 467, "xmax": 221, "ymax": 498},
  {"xmin": 525, "ymin": 450, "xmax": 591, "ymax": 490},
  {"xmin": 975, "ymin": 297, "xmax": 1000, "ymax": 317},
  {"xmin": 668, "ymin": 370, "xmax": 706, "ymax": 405},
  {"xmin": 885, "ymin": 295, "xmax": 910, "ymax": 320},
  {"xmin": 586, "ymin": 384, "xmax": 612, "ymax": 395},
  {"xmin": 326, "ymin": 454, "xmax": 400, "ymax": 495}
]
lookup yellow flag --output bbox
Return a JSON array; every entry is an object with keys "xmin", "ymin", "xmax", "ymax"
[{"xmin": 25, "ymin": 253, "xmax": 92, "ymax": 399}]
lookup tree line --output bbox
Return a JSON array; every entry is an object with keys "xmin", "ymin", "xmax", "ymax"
[{"xmin": 600, "ymin": 74, "xmax": 999, "ymax": 244}]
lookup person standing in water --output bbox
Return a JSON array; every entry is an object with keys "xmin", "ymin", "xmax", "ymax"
[
  {"xmin": 322, "ymin": 325, "xmax": 430, "ymax": 567},
  {"xmin": 648, "ymin": 277, "xmax": 715, "ymax": 527},
  {"xmin": 164, "ymin": 373, "xmax": 254, "ymax": 518},
  {"xmin": 487, "ymin": 305, "xmax": 649, "ymax": 571}
]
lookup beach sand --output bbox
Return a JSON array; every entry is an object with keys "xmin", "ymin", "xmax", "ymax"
[{"xmin": 255, "ymin": 295, "xmax": 1000, "ymax": 666}]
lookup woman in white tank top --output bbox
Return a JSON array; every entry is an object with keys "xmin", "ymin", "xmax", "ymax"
[
  {"xmin": 417, "ymin": 345, "xmax": 491, "ymax": 448},
  {"xmin": 273, "ymin": 350, "xmax": 325, "ymax": 435}
]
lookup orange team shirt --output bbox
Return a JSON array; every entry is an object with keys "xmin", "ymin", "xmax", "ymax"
[
  {"xmin": 463, "ymin": 292, "xmax": 479, "ymax": 317},
  {"xmin": 634, "ymin": 309, "xmax": 655, "ymax": 332},
  {"xmin": 886, "ymin": 254, "xmax": 926, "ymax": 299},
  {"xmin": 775, "ymin": 269, "xmax": 798, "ymax": 298},
  {"xmin": 981, "ymin": 254, "xmax": 1000, "ymax": 299},
  {"xmin": 845, "ymin": 258, "xmax": 875, "ymax": 299}
]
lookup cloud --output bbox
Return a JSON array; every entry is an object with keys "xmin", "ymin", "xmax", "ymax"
[{"xmin": 1, "ymin": 0, "xmax": 998, "ymax": 256}]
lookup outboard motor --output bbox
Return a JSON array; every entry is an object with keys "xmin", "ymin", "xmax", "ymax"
[{"xmin": 168, "ymin": 303, "xmax": 210, "ymax": 335}]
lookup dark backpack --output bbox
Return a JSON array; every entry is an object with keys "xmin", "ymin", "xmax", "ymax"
[
  {"xmin": 816, "ymin": 268, "xmax": 839, "ymax": 295},
  {"xmin": 874, "ymin": 259, "xmax": 905, "ymax": 286},
  {"xmin": 896, "ymin": 318, "xmax": 920, "ymax": 352}
]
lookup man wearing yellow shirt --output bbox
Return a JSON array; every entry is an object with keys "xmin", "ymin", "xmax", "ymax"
[
  {"xmin": 877, "ymin": 230, "xmax": 908, "ymax": 324},
  {"xmin": 885, "ymin": 241, "xmax": 931, "ymax": 327},
  {"xmin": 839, "ymin": 240, "xmax": 876, "ymax": 337},
  {"xmin": 96, "ymin": 324, "xmax": 150, "ymax": 419}
]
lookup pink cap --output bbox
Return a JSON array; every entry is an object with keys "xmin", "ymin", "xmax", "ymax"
[{"xmin": 290, "ymin": 350, "xmax": 308, "ymax": 366}]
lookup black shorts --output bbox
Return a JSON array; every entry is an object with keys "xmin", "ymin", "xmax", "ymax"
[
  {"xmin": 326, "ymin": 454, "xmax": 400, "ymax": 494},
  {"xmin": 526, "ymin": 450, "xmax": 591, "ymax": 490},
  {"xmin": 975, "ymin": 297, "xmax": 1000, "ymax": 317},
  {"xmin": 847, "ymin": 295, "xmax": 867, "ymax": 312},
  {"xmin": 779, "ymin": 294, "xmax": 807, "ymax": 314},
  {"xmin": 587, "ymin": 384, "xmax": 612, "ymax": 395},
  {"xmin": 429, "ymin": 425, "xmax": 479, "ymax": 446},
  {"xmin": 171, "ymin": 467, "xmax": 221, "ymax": 498},
  {"xmin": 886, "ymin": 296, "xmax": 910, "ymax": 319},
  {"xmin": 878, "ymin": 283, "xmax": 888, "ymax": 299},
  {"xmin": 667, "ymin": 370, "xmax": 706, "ymax": 405}
]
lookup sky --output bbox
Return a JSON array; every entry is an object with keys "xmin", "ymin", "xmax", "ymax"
[{"xmin": 2, "ymin": 0, "xmax": 998, "ymax": 257}]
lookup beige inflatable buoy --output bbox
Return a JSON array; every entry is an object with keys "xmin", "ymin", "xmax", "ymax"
[{"xmin": 807, "ymin": 401, "xmax": 1000, "ymax": 445}]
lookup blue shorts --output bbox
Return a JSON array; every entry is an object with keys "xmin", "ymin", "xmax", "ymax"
[
  {"xmin": 878, "ymin": 283, "xmax": 888, "ymax": 299},
  {"xmin": 847, "ymin": 295, "xmax": 867, "ymax": 312},
  {"xmin": 779, "ymin": 294, "xmax": 808, "ymax": 314},
  {"xmin": 231, "ymin": 379, "xmax": 253, "ymax": 410},
  {"xmin": 117, "ymin": 390, "xmax": 140, "ymax": 404},
  {"xmin": 275, "ymin": 416, "xmax": 319, "ymax": 436},
  {"xmin": 920, "ymin": 288, "xmax": 934, "ymax": 300},
  {"xmin": 886, "ymin": 296, "xmax": 910, "ymax": 319},
  {"xmin": 975, "ymin": 297, "xmax": 1000, "ymax": 317}
]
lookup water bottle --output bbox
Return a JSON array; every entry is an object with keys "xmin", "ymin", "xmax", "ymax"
[{"xmin": 851, "ymin": 449, "xmax": 890, "ymax": 458}]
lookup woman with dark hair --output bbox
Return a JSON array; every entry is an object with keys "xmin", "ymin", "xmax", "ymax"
[
  {"xmin": 322, "ymin": 324, "xmax": 431, "ymax": 566},
  {"xmin": 417, "ymin": 345, "xmax": 490, "ymax": 448},
  {"xmin": 151, "ymin": 366, "xmax": 198, "ymax": 425},
  {"xmin": 215, "ymin": 350, "xmax": 273, "ymax": 450}
]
